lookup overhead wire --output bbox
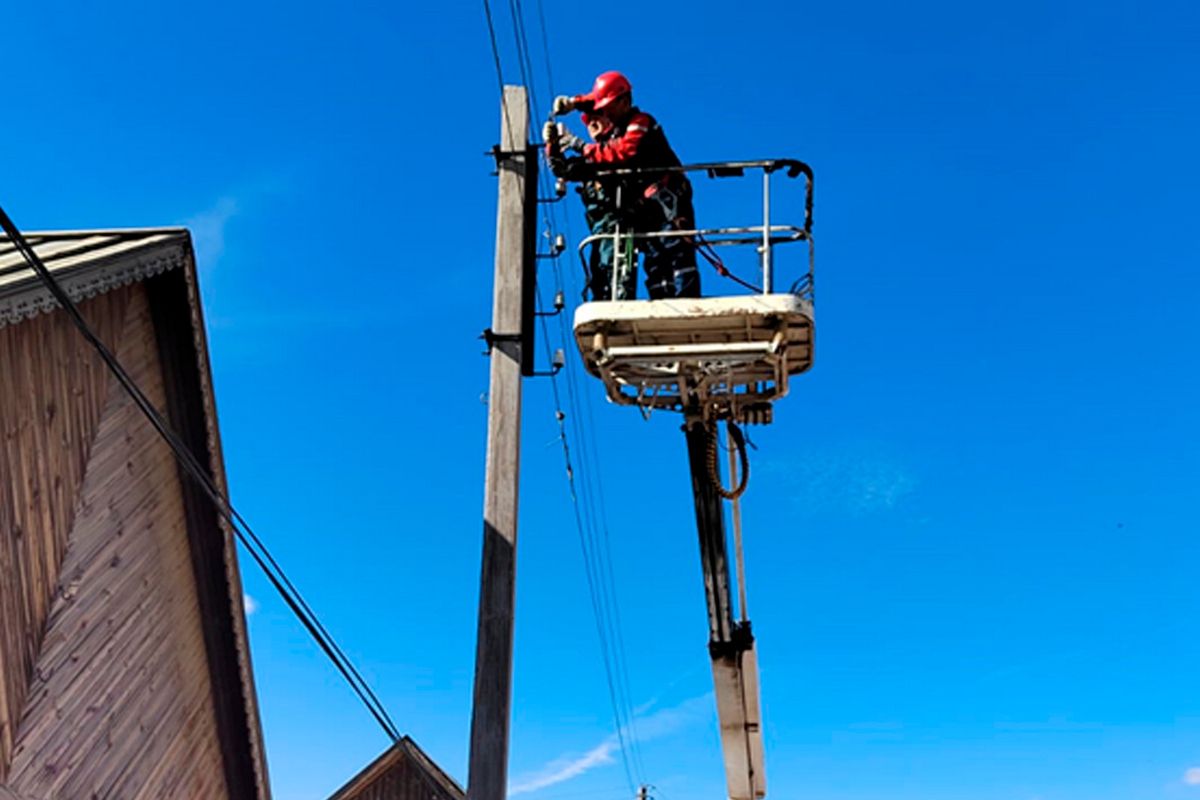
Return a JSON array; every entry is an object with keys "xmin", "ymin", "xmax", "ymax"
[
  {"xmin": 498, "ymin": 0, "xmax": 648, "ymax": 788},
  {"xmin": 521, "ymin": 45, "xmax": 650, "ymax": 800},
  {"xmin": 0, "ymin": 207, "xmax": 401, "ymax": 745},
  {"xmin": 482, "ymin": 0, "xmax": 516, "ymax": 139},
  {"xmin": 536, "ymin": 292, "xmax": 637, "ymax": 798},
  {"xmin": 545, "ymin": 246, "xmax": 651, "ymax": 788},
  {"xmin": 557, "ymin": 324, "xmax": 648, "ymax": 782},
  {"xmin": 543, "ymin": 258, "xmax": 647, "ymax": 783},
  {"xmin": 507, "ymin": 0, "xmax": 542, "ymax": 121},
  {"xmin": 482, "ymin": 1, "xmax": 651, "ymax": 789},
  {"xmin": 506, "ymin": 0, "xmax": 569, "ymax": 299},
  {"xmin": 533, "ymin": 0, "xmax": 558, "ymax": 105},
  {"xmin": 518, "ymin": 11, "xmax": 649, "ymax": 785}
]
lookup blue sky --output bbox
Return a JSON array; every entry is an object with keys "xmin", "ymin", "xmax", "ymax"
[{"xmin": 5, "ymin": 0, "xmax": 1200, "ymax": 798}]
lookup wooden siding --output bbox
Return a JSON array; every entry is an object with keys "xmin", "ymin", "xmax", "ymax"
[
  {"xmin": 0, "ymin": 284, "xmax": 228, "ymax": 798},
  {"xmin": 0, "ymin": 289, "xmax": 130, "ymax": 775}
]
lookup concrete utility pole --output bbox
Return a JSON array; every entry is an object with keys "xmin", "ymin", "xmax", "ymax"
[{"xmin": 467, "ymin": 85, "xmax": 531, "ymax": 800}]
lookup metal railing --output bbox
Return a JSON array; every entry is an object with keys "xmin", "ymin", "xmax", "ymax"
[{"xmin": 570, "ymin": 158, "xmax": 814, "ymax": 301}]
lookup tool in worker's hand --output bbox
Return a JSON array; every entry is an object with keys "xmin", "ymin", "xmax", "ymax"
[
  {"xmin": 558, "ymin": 127, "xmax": 584, "ymax": 152},
  {"xmin": 542, "ymin": 121, "xmax": 584, "ymax": 153}
]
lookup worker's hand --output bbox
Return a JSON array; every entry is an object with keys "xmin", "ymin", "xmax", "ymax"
[
  {"xmin": 587, "ymin": 117, "xmax": 611, "ymax": 141},
  {"xmin": 542, "ymin": 121, "xmax": 559, "ymax": 145},
  {"xmin": 558, "ymin": 128, "xmax": 585, "ymax": 152},
  {"xmin": 551, "ymin": 95, "xmax": 576, "ymax": 116}
]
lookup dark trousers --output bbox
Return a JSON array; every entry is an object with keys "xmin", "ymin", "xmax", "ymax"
[{"xmin": 638, "ymin": 183, "xmax": 700, "ymax": 300}]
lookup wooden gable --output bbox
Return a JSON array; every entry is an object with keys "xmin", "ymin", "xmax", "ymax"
[
  {"xmin": 0, "ymin": 232, "xmax": 267, "ymax": 799},
  {"xmin": 328, "ymin": 737, "xmax": 464, "ymax": 800}
]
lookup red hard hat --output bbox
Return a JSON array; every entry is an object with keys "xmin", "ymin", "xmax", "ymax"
[{"xmin": 583, "ymin": 70, "xmax": 632, "ymax": 111}]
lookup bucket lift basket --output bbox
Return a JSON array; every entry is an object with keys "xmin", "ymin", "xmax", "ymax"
[{"xmin": 570, "ymin": 158, "xmax": 815, "ymax": 423}]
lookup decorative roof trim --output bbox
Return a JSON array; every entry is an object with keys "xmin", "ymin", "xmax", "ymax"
[{"xmin": 0, "ymin": 239, "xmax": 186, "ymax": 329}]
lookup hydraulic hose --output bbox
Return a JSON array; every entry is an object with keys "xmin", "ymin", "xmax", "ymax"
[{"xmin": 707, "ymin": 420, "xmax": 750, "ymax": 500}]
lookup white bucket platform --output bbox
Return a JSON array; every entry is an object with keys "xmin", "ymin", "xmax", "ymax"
[{"xmin": 573, "ymin": 293, "xmax": 813, "ymax": 422}]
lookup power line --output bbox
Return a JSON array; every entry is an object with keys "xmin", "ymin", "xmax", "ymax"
[
  {"xmin": 533, "ymin": 0, "xmax": 558, "ymax": 105},
  {"xmin": 536, "ymin": 292, "xmax": 637, "ymax": 797},
  {"xmin": 550, "ymin": 298, "xmax": 648, "ymax": 783},
  {"xmin": 539, "ymin": 243, "xmax": 646, "ymax": 782},
  {"xmin": 516, "ymin": 14, "xmax": 649, "ymax": 778},
  {"xmin": 504, "ymin": 0, "xmax": 571, "ymax": 302},
  {"xmin": 480, "ymin": 2, "xmax": 648, "ymax": 787},
  {"xmin": 513, "ymin": 3, "xmax": 649, "ymax": 784},
  {"xmin": 507, "ymin": 0, "xmax": 542, "ymax": 121},
  {"xmin": 0, "ymin": 207, "xmax": 401, "ymax": 744},
  {"xmin": 481, "ymin": 0, "xmax": 515, "ymax": 138}
]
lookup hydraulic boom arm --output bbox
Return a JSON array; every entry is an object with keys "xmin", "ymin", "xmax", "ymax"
[{"xmin": 683, "ymin": 417, "xmax": 766, "ymax": 800}]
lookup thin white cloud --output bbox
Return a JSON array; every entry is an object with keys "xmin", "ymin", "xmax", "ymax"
[
  {"xmin": 509, "ymin": 694, "xmax": 712, "ymax": 796},
  {"xmin": 764, "ymin": 443, "xmax": 917, "ymax": 516},
  {"xmin": 185, "ymin": 196, "xmax": 239, "ymax": 276},
  {"xmin": 1184, "ymin": 767, "xmax": 1200, "ymax": 786},
  {"xmin": 627, "ymin": 694, "xmax": 711, "ymax": 739},
  {"xmin": 243, "ymin": 593, "xmax": 259, "ymax": 616},
  {"xmin": 510, "ymin": 741, "xmax": 616, "ymax": 796}
]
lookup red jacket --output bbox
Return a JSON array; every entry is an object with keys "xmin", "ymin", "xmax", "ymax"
[{"xmin": 582, "ymin": 109, "xmax": 686, "ymax": 187}]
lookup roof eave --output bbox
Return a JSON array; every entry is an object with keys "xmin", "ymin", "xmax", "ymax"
[{"xmin": 0, "ymin": 230, "xmax": 191, "ymax": 329}]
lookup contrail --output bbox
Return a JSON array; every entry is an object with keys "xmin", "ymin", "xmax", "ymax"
[{"xmin": 509, "ymin": 694, "xmax": 713, "ymax": 796}]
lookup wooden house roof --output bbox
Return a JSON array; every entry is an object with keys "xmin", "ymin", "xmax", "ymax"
[
  {"xmin": 0, "ymin": 229, "xmax": 193, "ymax": 328},
  {"xmin": 327, "ymin": 737, "xmax": 465, "ymax": 800}
]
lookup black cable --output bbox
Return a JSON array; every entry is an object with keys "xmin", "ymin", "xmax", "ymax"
[
  {"xmin": 548, "ymin": 281, "xmax": 646, "ymax": 782},
  {"xmin": 537, "ymin": 292, "xmax": 638, "ymax": 798},
  {"xmin": 482, "ymin": 0, "xmax": 515, "ymax": 137},
  {"xmin": 535, "ymin": 153, "xmax": 648, "ymax": 783},
  {"xmin": 507, "ymin": 0, "xmax": 541, "ymax": 120},
  {"xmin": 523, "ymin": 5, "xmax": 571, "ymax": 300},
  {"xmin": 505, "ymin": 0, "xmax": 568, "ymax": 300},
  {"xmin": 0, "ymin": 206, "xmax": 401, "ymax": 744},
  {"xmin": 533, "ymin": 0, "xmax": 557, "ymax": 105},
  {"xmin": 520, "ymin": 8, "xmax": 648, "ymax": 783},
  {"xmin": 491, "ymin": 4, "xmax": 647, "ymax": 785},
  {"xmin": 490, "ymin": 0, "xmax": 562, "ymax": 299}
]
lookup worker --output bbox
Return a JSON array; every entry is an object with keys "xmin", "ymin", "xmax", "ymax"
[
  {"xmin": 544, "ymin": 113, "xmax": 634, "ymax": 300},
  {"xmin": 552, "ymin": 71, "xmax": 700, "ymax": 300}
]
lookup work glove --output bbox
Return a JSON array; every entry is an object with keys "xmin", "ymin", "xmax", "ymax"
[
  {"xmin": 558, "ymin": 127, "xmax": 585, "ymax": 153},
  {"xmin": 551, "ymin": 95, "xmax": 576, "ymax": 116},
  {"xmin": 542, "ymin": 121, "xmax": 559, "ymax": 145}
]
